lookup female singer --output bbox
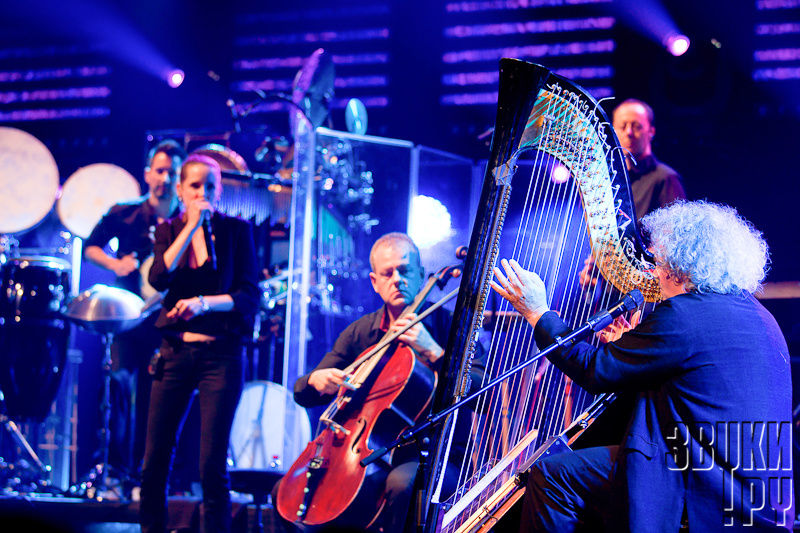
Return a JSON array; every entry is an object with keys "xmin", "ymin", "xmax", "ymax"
[{"xmin": 139, "ymin": 154, "xmax": 259, "ymax": 533}]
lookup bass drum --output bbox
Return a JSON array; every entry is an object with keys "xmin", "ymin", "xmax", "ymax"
[
  {"xmin": 228, "ymin": 381, "xmax": 311, "ymax": 473},
  {"xmin": 0, "ymin": 256, "xmax": 71, "ymax": 420}
]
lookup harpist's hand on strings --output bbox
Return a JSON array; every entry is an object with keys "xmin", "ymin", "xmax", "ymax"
[
  {"xmin": 308, "ymin": 368, "xmax": 348, "ymax": 395},
  {"xmin": 578, "ymin": 255, "xmax": 598, "ymax": 290},
  {"xmin": 596, "ymin": 310, "xmax": 642, "ymax": 344},
  {"xmin": 491, "ymin": 258, "xmax": 550, "ymax": 328}
]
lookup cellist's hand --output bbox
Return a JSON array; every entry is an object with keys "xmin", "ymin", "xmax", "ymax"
[
  {"xmin": 308, "ymin": 368, "xmax": 347, "ymax": 395},
  {"xmin": 392, "ymin": 314, "xmax": 443, "ymax": 364}
]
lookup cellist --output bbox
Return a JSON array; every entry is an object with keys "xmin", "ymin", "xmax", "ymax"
[{"xmin": 278, "ymin": 233, "xmax": 454, "ymax": 532}]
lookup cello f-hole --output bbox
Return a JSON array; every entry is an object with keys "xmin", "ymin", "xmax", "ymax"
[{"xmin": 349, "ymin": 417, "xmax": 368, "ymax": 454}]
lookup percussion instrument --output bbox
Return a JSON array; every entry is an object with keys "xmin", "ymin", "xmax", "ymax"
[
  {"xmin": 191, "ymin": 143, "xmax": 292, "ymax": 225},
  {"xmin": 192, "ymin": 143, "xmax": 249, "ymax": 175},
  {"xmin": 64, "ymin": 283, "xmax": 147, "ymax": 334},
  {"xmin": 0, "ymin": 256, "xmax": 71, "ymax": 420},
  {"xmin": 64, "ymin": 284, "xmax": 147, "ymax": 499},
  {"xmin": 0, "ymin": 127, "xmax": 60, "ymax": 234},
  {"xmin": 57, "ymin": 163, "xmax": 140, "ymax": 239}
]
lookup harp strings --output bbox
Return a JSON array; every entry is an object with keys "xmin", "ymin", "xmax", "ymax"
[{"xmin": 447, "ymin": 88, "xmax": 622, "ymax": 517}]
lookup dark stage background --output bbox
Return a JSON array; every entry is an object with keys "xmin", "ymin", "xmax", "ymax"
[{"xmin": 0, "ymin": 0, "xmax": 798, "ymax": 490}]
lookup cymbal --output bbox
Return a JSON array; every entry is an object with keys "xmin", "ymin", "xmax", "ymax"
[
  {"xmin": 64, "ymin": 284, "xmax": 146, "ymax": 334},
  {"xmin": 192, "ymin": 143, "xmax": 250, "ymax": 176}
]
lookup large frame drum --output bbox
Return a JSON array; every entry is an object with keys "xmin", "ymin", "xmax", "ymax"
[{"xmin": 0, "ymin": 256, "xmax": 71, "ymax": 420}]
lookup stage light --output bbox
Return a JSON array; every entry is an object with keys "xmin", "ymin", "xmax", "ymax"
[
  {"xmin": 167, "ymin": 69, "xmax": 185, "ymax": 88},
  {"xmin": 664, "ymin": 34, "xmax": 690, "ymax": 57},
  {"xmin": 409, "ymin": 195, "xmax": 453, "ymax": 249},
  {"xmin": 551, "ymin": 164, "xmax": 570, "ymax": 184}
]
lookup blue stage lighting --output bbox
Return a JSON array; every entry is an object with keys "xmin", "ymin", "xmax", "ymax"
[
  {"xmin": 664, "ymin": 33, "xmax": 691, "ymax": 57},
  {"xmin": 409, "ymin": 195, "xmax": 453, "ymax": 249},
  {"xmin": 167, "ymin": 69, "xmax": 185, "ymax": 88}
]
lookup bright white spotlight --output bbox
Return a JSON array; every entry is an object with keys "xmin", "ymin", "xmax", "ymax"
[
  {"xmin": 664, "ymin": 34, "xmax": 690, "ymax": 57},
  {"xmin": 409, "ymin": 195, "xmax": 452, "ymax": 249},
  {"xmin": 167, "ymin": 69, "xmax": 185, "ymax": 88},
  {"xmin": 551, "ymin": 164, "xmax": 570, "ymax": 184}
]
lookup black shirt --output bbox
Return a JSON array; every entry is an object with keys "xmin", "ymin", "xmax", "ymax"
[
  {"xmin": 628, "ymin": 154, "xmax": 686, "ymax": 220},
  {"xmin": 293, "ymin": 302, "xmax": 486, "ymax": 469},
  {"xmin": 148, "ymin": 212, "xmax": 260, "ymax": 343},
  {"xmin": 85, "ymin": 197, "xmax": 170, "ymax": 295},
  {"xmin": 293, "ymin": 304, "xmax": 455, "ymax": 408}
]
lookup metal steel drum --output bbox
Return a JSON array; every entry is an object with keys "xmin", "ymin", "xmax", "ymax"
[
  {"xmin": 0, "ymin": 256, "xmax": 71, "ymax": 420},
  {"xmin": 64, "ymin": 284, "xmax": 147, "ymax": 335}
]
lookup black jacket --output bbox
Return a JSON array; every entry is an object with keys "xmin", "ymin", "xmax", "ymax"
[
  {"xmin": 535, "ymin": 291, "xmax": 793, "ymax": 531},
  {"xmin": 149, "ymin": 212, "xmax": 259, "ymax": 342}
]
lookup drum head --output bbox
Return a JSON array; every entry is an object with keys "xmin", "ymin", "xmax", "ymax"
[
  {"xmin": 57, "ymin": 163, "xmax": 140, "ymax": 238},
  {"xmin": 0, "ymin": 127, "xmax": 60, "ymax": 234},
  {"xmin": 229, "ymin": 381, "xmax": 311, "ymax": 472}
]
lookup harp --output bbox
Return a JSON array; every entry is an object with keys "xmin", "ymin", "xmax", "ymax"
[{"xmin": 420, "ymin": 59, "xmax": 661, "ymax": 532}]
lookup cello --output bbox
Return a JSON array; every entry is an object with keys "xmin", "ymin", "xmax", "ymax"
[{"xmin": 276, "ymin": 263, "xmax": 461, "ymax": 528}]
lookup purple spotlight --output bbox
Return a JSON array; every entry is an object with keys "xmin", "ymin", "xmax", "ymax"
[
  {"xmin": 664, "ymin": 34, "xmax": 690, "ymax": 57},
  {"xmin": 167, "ymin": 69, "xmax": 185, "ymax": 88}
]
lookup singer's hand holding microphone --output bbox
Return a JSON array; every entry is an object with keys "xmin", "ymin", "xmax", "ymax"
[
  {"xmin": 185, "ymin": 197, "xmax": 217, "ymax": 270},
  {"xmin": 166, "ymin": 198, "xmax": 216, "ymax": 321},
  {"xmin": 185, "ymin": 197, "xmax": 213, "ymax": 232}
]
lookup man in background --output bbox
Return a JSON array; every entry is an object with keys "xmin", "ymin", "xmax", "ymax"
[{"xmin": 612, "ymin": 98, "xmax": 686, "ymax": 221}]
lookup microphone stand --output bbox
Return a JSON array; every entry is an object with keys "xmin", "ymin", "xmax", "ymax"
[{"xmin": 360, "ymin": 289, "xmax": 644, "ymax": 469}]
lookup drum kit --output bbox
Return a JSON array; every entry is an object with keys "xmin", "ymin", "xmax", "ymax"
[
  {"xmin": 0, "ymin": 126, "xmax": 316, "ymax": 500},
  {"xmin": 0, "ymin": 73, "xmax": 373, "ymax": 495},
  {"xmin": 0, "ymin": 126, "xmax": 148, "ymax": 496}
]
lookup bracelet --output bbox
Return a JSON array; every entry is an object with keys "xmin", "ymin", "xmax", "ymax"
[{"xmin": 197, "ymin": 295, "xmax": 210, "ymax": 313}]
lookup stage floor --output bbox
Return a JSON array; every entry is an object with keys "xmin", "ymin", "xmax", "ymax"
[{"xmin": 0, "ymin": 493, "xmax": 284, "ymax": 533}]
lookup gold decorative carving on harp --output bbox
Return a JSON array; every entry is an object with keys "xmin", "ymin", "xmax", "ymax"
[{"xmin": 419, "ymin": 59, "xmax": 661, "ymax": 533}]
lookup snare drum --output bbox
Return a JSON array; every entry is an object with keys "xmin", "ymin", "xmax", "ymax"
[{"xmin": 0, "ymin": 256, "xmax": 71, "ymax": 420}]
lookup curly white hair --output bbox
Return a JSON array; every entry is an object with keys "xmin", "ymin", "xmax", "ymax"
[{"xmin": 641, "ymin": 200, "xmax": 769, "ymax": 295}]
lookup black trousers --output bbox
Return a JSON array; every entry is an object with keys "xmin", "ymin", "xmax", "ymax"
[
  {"xmin": 139, "ymin": 339, "xmax": 243, "ymax": 533},
  {"xmin": 519, "ymin": 445, "xmax": 621, "ymax": 533},
  {"xmin": 109, "ymin": 313, "xmax": 160, "ymax": 478}
]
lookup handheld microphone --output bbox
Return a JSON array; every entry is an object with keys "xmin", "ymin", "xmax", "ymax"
[{"xmin": 202, "ymin": 211, "xmax": 217, "ymax": 270}]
